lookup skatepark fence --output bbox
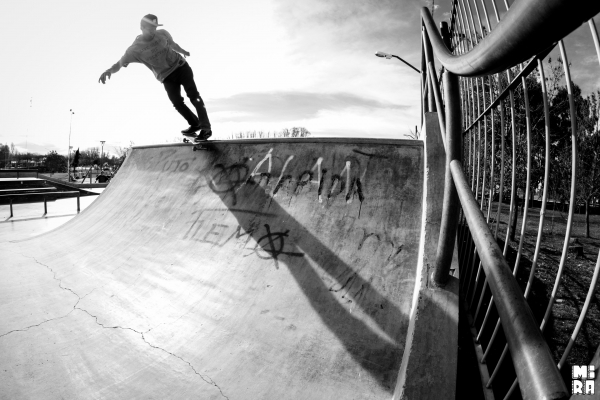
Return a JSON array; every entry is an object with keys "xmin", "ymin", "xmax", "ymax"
[{"xmin": 421, "ymin": 0, "xmax": 600, "ymax": 399}]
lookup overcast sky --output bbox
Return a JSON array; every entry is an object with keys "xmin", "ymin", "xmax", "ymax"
[{"xmin": 1, "ymin": 0, "xmax": 598, "ymax": 157}]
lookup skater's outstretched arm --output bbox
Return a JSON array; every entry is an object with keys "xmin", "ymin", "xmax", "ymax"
[
  {"xmin": 98, "ymin": 60, "xmax": 127, "ymax": 84},
  {"xmin": 170, "ymin": 41, "xmax": 190, "ymax": 58}
]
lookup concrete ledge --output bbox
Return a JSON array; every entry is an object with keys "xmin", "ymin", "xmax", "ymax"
[
  {"xmin": 39, "ymin": 175, "xmax": 106, "ymax": 193},
  {"xmin": 394, "ymin": 112, "xmax": 459, "ymax": 399}
]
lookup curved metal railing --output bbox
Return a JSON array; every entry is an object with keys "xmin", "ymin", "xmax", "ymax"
[
  {"xmin": 423, "ymin": 0, "xmax": 600, "ymax": 76},
  {"xmin": 420, "ymin": 0, "xmax": 600, "ymax": 399}
]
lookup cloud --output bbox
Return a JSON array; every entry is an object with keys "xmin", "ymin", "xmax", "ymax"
[
  {"xmin": 13, "ymin": 142, "xmax": 63, "ymax": 155},
  {"xmin": 208, "ymin": 90, "xmax": 419, "ymax": 139},
  {"xmin": 274, "ymin": 0, "xmax": 424, "ymax": 56},
  {"xmin": 210, "ymin": 91, "xmax": 410, "ymax": 122}
]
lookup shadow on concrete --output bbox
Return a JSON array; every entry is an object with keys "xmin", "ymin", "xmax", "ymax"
[{"xmin": 200, "ymin": 159, "xmax": 415, "ymax": 392}]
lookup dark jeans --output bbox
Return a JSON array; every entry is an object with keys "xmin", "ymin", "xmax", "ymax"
[{"xmin": 163, "ymin": 62, "xmax": 211, "ymax": 129}]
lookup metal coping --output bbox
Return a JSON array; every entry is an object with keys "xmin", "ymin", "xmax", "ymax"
[{"xmin": 132, "ymin": 137, "xmax": 424, "ymax": 150}]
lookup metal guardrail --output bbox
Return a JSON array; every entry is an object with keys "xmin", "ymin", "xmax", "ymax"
[
  {"xmin": 0, "ymin": 169, "xmax": 40, "ymax": 179},
  {"xmin": 420, "ymin": 0, "xmax": 600, "ymax": 399},
  {"xmin": 423, "ymin": 0, "xmax": 600, "ymax": 77},
  {"xmin": 1, "ymin": 191, "xmax": 81, "ymax": 217}
]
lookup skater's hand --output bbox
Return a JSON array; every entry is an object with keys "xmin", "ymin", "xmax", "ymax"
[
  {"xmin": 183, "ymin": 51, "xmax": 190, "ymax": 58},
  {"xmin": 98, "ymin": 70, "xmax": 112, "ymax": 84}
]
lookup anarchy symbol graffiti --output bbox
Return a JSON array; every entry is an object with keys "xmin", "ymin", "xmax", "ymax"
[{"xmin": 246, "ymin": 224, "xmax": 304, "ymax": 269}]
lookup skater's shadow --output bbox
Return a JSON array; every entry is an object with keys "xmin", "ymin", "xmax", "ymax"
[{"xmin": 201, "ymin": 159, "xmax": 418, "ymax": 392}]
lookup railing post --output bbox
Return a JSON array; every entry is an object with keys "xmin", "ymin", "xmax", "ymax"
[
  {"xmin": 432, "ymin": 71, "xmax": 461, "ymax": 286},
  {"xmin": 77, "ymin": 192, "xmax": 80, "ymax": 213},
  {"xmin": 43, "ymin": 195, "xmax": 47, "ymax": 215},
  {"xmin": 422, "ymin": 28, "xmax": 437, "ymax": 113},
  {"xmin": 10, "ymin": 198, "xmax": 13, "ymax": 218},
  {"xmin": 421, "ymin": 26, "xmax": 428, "ymax": 123}
]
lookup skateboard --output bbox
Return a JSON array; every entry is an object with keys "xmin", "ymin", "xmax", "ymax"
[{"xmin": 182, "ymin": 131, "xmax": 213, "ymax": 151}]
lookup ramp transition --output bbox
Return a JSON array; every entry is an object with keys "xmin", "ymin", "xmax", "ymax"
[{"xmin": 0, "ymin": 138, "xmax": 455, "ymax": 399}]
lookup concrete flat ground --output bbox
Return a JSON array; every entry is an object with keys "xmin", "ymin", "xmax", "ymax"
[{"xmin": 0, "ymin": 140, "xmax": 426, "ymax": 399}]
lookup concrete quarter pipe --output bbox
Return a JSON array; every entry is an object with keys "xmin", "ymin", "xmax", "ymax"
[{"xmin": 0, "ymin": 138, "xmax": 442, "ymax": 399}]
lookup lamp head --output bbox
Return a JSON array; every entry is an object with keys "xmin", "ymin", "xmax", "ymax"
[{"xmin": 375, "ymin": 51, "xmax": 393, "ymax": 59}]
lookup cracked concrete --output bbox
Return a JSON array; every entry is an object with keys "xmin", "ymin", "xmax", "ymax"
[{"xmin": 0, "ymin": 252, "xmax": 228, "ymax": 399}]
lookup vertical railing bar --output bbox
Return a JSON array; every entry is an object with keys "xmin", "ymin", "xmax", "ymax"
[
  {"xmin": 455, "ymin": 0, "xmax": 470, "ymax": 188},
  {"xmin": 512, "ymin": 76, "xmax": 533, "ymax": 280},
  {"xmin": 463, "ymin": 0, "xmax": 480, "ymax": 45},
  {"xmin": 465, "ymin": 78, "xmax": 485, "ymax": 302},
  {"xmin": 490, "ymin": 0, "xmax": 500, "ymax": 22},
  {"xmin": 479, "ymin": 0, "xmax": 492, "ymax": 35},
  {"xmin": 432, "ymin": 68, "xmax": 461, "ymax": 286},
  {"xmin": 489, "ymin": 346, "xmax": 511, "ymax": 389},
  {"xmin": 422, "ymin": 29, "xmax": 437, "ymax": 113},
  {"xmin": 423, "ymin": 65, "xmax": 431, "ymax": 116},
  {"xmin": 539, "ymin": 40, "xmax": 579, "ymax": 333},
  {"xmin": 421, "ymin": 29, "xmax": 428, "ymax": 121},
  {"xmin": 474, "ymin": 79, "xmax": 482, "ymax": 205},
  {"xmin": 485, "ymin": 78, "xmax": 532, "ymax": 368},
  {"xmin": 466, "ymin": 117, "xmax": 478, "ymax": 287},
  {"xmin": 504, "ymin": 77, "xmax": 518, "ymax": 257},
  {"xmin": 458, "ymin": 0, "xmax": 475, "ymax": 48},
  {"xmin": 503, "ymin": 381, "xmax": 519, "ymax": 400},
  {"xmin": 463, "ymin": 137, "xmax": 475, "ymax": 288},
  {"xmin": 450, "ymin": 16, "xmax": 458, "ymax": 52},
  {"xmin": 495, "ymin": 96, "xmax": 505, "ymax": 239},
  {"xmin": 471, "ymin": 79, "xmax": 477, "ymax": 190},
  {"xmin": 589, "ymin": 19, "xmax": 600, "ymax": 65},
  {"xmin": 458, "ymin": 0, "xmax": 475, "ymax": 195},
  {"xmin": 478, "ymin": 79, "xmax": 484, "ymax": 203},
  {"xmin": 10, "ymin": 198, "xmax": 13, "ymax": 218},
  {"xmin": 456, "ymin": 0, "xmax": 474, "ymax": 284},
  {"xmin": 471, "ymin": 76, "xmax": 496, "ymax": 318},
  {"xmin": 477, "ymin": 85, "xmax": 518, "ymax": 340},
  {"xmin": 474, "ymin": 97, "xmax": 505, "ymax": 323},
  {"xmin": 470, "ymin": 0, "xmax": 486, "ymax": 41},
  {"xmin": 557, "ymin": 250, "xmax": 600, "ymax": 369},
  {"xmin": 466, "ymin": 0, "xmax": 487, "ymax": 308},
  {"xmin": 456, "ymin": 4, "xmax": 467, "ymax": 54},
  {"xmin": 427, "ymin": 63, "xmax": 447, "ymax": 148},
  {"xmin": 523, "ymin": 59, "xmax": 551, "ymax": 300},
  {"xmin": 482, "ymin": 319, "xmax": 502, "ymax": 363},
  {"xmin": 468, "ymin": 77, "xmax": 490, "ymax": 309},
  {"xmin": 449, "ymin": 0, "xmax": 458, "ymax": 38},
  {"xmin": 474, "ymin": 76, "xmax": 498, "ymax": 315}
]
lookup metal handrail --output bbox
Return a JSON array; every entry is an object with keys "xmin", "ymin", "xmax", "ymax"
[
  {"xmin": 420, "ymin": 2, "xmax": 574, "ymax": 398},
  {"xmin": 422, "ymin": 0, "xmax": 600, "ymax": 76},
  {"xmin": 1, "ymin": 191, "xmax": 82, "ymax": 217}
]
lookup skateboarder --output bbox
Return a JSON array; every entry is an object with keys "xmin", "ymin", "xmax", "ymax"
[{"xmin": 98, "ymin": 14, "xmax": 211, "ymax": 140}]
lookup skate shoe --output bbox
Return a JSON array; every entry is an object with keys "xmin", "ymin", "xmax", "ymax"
[
  {"xmin": 194, "ymin": 129, "xmax": 212, "ymax": 142},
  {"xmin": 181, "ymin": 125, "xmax": 201, "ymax": 137}
]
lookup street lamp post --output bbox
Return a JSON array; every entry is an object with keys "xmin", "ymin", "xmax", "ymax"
[
  {"xmin": 375, "ymin": 51, "xmax": 420, "ymax": 73},
  {"xmin": 100, "ymin": 141, "xmax": 105, "ymax": 167},
  {"xmin": 67, "ymin": 109, "xmax": 74, "ymax": 179}
]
